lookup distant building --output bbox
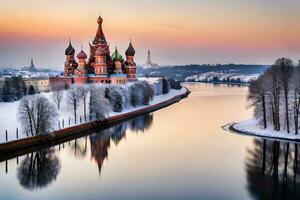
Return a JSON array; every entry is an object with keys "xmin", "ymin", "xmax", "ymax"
[
  {"xmin": 0, "ymin": 76, "xmax": 49, "ymax": 96},
  {"xmin": 144, "ymin": 50, "xmax": 158, "ymax": 68},
  {"xmin": 22, "ymin": 58, "xmax": 37, "ymax": 72},
  {"xmin": 49, "ymin": 16, "xmax": 137, "ymax": 90},
  {"xmin": 23, "ymin": 77, "xmax": 49, "ymax": 93}
]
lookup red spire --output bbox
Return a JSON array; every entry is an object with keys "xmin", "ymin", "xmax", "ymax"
[{"xmin": 93, "ymin": 16, "xmax": 107, "ymax": 45}]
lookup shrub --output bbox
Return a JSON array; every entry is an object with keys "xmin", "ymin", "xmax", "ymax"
[{"xmin": 105, "ymin": 86, "xmax": 124, "ymax": 112}]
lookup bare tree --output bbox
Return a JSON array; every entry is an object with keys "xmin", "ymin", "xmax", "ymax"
[
  {"xmin": 292, "ymin": 68, "xmax": 300, "ymax": 135},
  {"xmin": 265, "ymin": 66, "xmax": 281, "ymax": 131},
  {"xmin": 77, "ymin": 85, "xmax": 89, "ymax": 121},
  {"xmin": 52, "ymin": 89, "xmax": 63, "ymax": 110},
  {"xmin": 248, "ymin": 76, "xmax": 267, "ymax": 129},
  {"xmin": 18, "ymin": 96, "xmax": 58, "ymax": 136},
  {"xmin": 248, "ymin": 57, "xmax": 300, "ymax": 134},
  {"xmin": 67, "ymin": 86, "xmax": 81, "ymax": 124},
  {"xmin": 277, "ymin": 58, "xmax": 293, "ymax": 133}
]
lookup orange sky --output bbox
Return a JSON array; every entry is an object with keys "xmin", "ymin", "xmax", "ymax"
[{"xmin": 1, "ymin": 0, "xmax": 300, "ymax": 69}]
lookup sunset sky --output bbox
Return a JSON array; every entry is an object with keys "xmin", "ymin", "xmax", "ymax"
[{"xmin": 1, "ymin": 0, "xmax": 300, "ymax": 69}]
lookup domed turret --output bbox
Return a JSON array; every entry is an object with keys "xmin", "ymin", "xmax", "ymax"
[
  {"xmin": 65, "ymin": 40, "xmax": 75, "ymax": 55},
  {"xmin": 125, "ymin": 41, "xmax": 135, "ymax": 56},
  {"xmin": 77, "ymin": 47, "xmax": 87, "ymax": 60},
  {"xmin": 111, "ymin": 47, "xmax": 123, "ymax": 62}
]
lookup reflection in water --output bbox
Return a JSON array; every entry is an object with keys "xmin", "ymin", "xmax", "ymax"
[
  {"xmin": 17, "ymin": 149, "xmax": 60, "ymax": 190},
  {"xmin": 70, "ymin": 137, "xmax": 88, "ymax": 159},
  {"xmin": 129, "ymin": 114, "xmax": 153, "ymax": 133},
  {"xmin": 246, "ymin": 139, "xmax": 300, "ymax": 199},
  {"xmin": 89, "ymin": 114, "xmax": 153, "ymax": 174}
]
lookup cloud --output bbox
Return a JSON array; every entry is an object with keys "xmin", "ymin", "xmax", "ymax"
[{"xmin": 159, "ymin": 24, "xmax": 182, "ymax": 31}]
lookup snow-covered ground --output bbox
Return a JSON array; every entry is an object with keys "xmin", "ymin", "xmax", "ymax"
[
  {"xmin": 185, "ymin": 72, "xmax": 259, "ymax": 84},
  {"xmin": 232, "ymin": 118, "xmax": 300, "ymax": 141},
  {"xmin": 0, "ymin": 86, "xmax": 186, "ymax": 144}
]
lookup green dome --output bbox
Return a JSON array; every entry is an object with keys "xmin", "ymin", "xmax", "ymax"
[{"xmin": 111, "ymin": 47, "xmax": 123, "ymax": 62}]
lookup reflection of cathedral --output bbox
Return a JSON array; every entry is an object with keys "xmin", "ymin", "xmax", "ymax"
[
  {"xmin": 89, "ymin": 114, "xmax": 153, "ymax": 175},
  {"xmin": 49, "ymin": 16, "xmax": 137, "ymax": 89},
  {"xmin": 89, "ymin": 130, "xmax": 112, "ymax": 175}
]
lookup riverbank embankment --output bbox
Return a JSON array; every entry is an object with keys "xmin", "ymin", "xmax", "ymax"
[{"xmin": 0, "ymin": 88, "xmax": 190, "ymax": 160}]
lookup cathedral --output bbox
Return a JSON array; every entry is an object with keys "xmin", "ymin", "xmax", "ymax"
[{"xmin": 49, "ymin": 16, "xmax": 137, "ymax": 89}]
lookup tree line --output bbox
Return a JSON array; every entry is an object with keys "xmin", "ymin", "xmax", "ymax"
[
  {"xmin": 18, "ymin": 77, "xmax": 178, "ymax": 136},
  {"xmin": 248, "ymin": 58, "xmax": 300, "ymax": 134},
  {"xmin": 0, "ymin": 76, "xmax": 37, "ymax": 102}
]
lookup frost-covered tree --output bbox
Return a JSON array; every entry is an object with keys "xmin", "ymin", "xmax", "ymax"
[
  {"xmin": 67, "ymin": 86, "xmax": 81, "ymax": 124},
  {"xmin": 52, "ymin": 89, "xmax": 63, "ymax": 110},
  {"xmin": 0, "ymin": 77, "xmax": 27, "ymax": 102},
  {"xmin": 77, "ymin": 85, "xmax": 89, "ymax": 121},
  {"xmin": 129, "ymin": 81, "xmax": 154, "ymax": 107},
  {"xmin": 167, "ymin": 78, "xmax": 182, "ymax": 90},
  {"xmin": 277, "ymin": 58, "xmax": 293, "ymax": 133},
  {"xmin": 265, "ymin": 66, "xmax": 281, "ymax": 131},
  {"xmin": 18, "ymin": 96, "xmax": 58, "ymax": 136},
  {"xmin": 248, "ymin": 76, "xmax": 267, "ymax": 129},
  {"xmin": 129, "ymin": 82, "xmax": 144, "ymax": 107},
  {"xmin": 141, "ymin": 81, "xmax": 154, "ymax": 105},
  {"xmin": 292, "ymin": 68, "xmax": 300, "ymax": 135},
  {"xmin": 162, "ymin": 77, "xmax": 170, "ymax": 94},
  {"xmin": 89, "ymin": 86, "xmax": 111, "ymax": 120},
  {"xmin": 248, "ymin": 57, "xmax": 300, "ymax": 134},
  {"xmin": 105, "ymin": 86, "xmax": 124, "ymax": 112}
]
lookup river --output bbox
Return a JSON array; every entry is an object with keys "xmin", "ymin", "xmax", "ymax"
[{"xmin": 0, "ymin": 83, "xmax": 298, "ymax": 200}]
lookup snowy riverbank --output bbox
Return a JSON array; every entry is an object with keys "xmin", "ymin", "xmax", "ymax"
[
  {"xmin": 0, "ymin": 87, "xmax": 187, "ymax": 144},
  {"xmin": 230, "ymin": 119, "xmax": 300, "ymax": 141}
]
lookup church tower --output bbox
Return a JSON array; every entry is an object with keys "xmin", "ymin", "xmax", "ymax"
[
  {"xmin": 94, "ymin": 46, "xmax": 108, "ymax": 75},
  {"xmin": 111, "ymin": 47, "xmax": 124, "ymax": 74},
  {"xmin": 146, "ymin": 49, "xmax": 151, "ymax": 65},
  {"xmin": 64, "ymin": 40, "xmax": 78, "ymax": 76},
  {"xmin": 75, "ymin": 47, "xmax": 88, "ymax": 76},
  {"xmin": 124, "ymin": 41, "xmax": 137, "ymax": 80},
  {"xmin": 90, "ymin": 16, "xmax": 111, "ymax": 75}
]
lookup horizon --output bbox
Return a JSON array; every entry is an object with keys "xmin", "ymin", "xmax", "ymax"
[{"xmin": 1, "ymin": 0, "xmax": 300, "ymax": 69}]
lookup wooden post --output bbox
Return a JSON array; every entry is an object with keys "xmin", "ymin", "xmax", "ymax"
[
  {"xmin": 69, "ymin": 117, "xmax": 71, "ymax": 126},
  {"xmin": 26, "ymin": 131, "xmax": 29, "ymax": 137},
  {"xmin": 80, "ymin": 116, "xmax": 82, "ymax": 123},
  {"xmin": 58, "ymin": 120, "xmax": 61, "ymax": 129},
  {"xmin": 5, "ymin": 160, "xmax": 8, "ymax": 174},
  {"xmin": 16, "ymin": 128, "xmax": 18, "ymax": 139},
  {"xmin": 5, "ymin": 130, "xmax": 8, "ymax": 142},
  {"xmin": 62, "ymin": 119, "xmax": 64, "ymax": 128}
]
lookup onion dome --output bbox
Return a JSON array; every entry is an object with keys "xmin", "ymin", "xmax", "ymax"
[
  {"xmin": 65, "ymin": 40, "xmax": 75, "ymax": 55},
  {"xmin": 77, "ymin": 47, "xmax": 87, "ymax": 59},
  {"xmin": 111, "ymin": 47, "xmax": 123, "ymax": 62},
  {"xmin": 95, "ymin": 46, "xmax": 106, "ymax": 56},
  {"xmin": 125, "ymin": 41, "xmax": 135, "ymax": 56}
]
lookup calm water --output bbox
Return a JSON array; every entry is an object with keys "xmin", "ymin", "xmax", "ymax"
[{"xmin": 0, "ymin": 83, "xmax": 299, "ymax": 200}]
